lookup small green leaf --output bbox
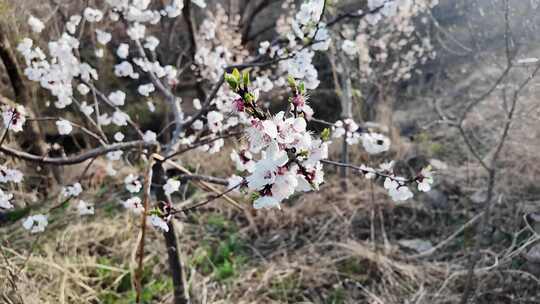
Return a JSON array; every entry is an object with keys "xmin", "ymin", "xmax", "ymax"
[
  {"xmin": 321, "ymin": 128, "xmax": 331, "ymax": 141},
  {"xmin": 250, "ymin": 192, "xmax": 260, "ymax": 201},
  {"xmin": 232, "ymin": 68, "xmax": 241, "ymax": 82},
  {"xmin": 244, "ymin": 92, "xmax": 253, "ymax": 103},
  {"xmin": 242, "ymin": 71, "xmax": 250, "ymax": 88},
  {"xmin": 287, "ymin": 76, "xmax": 297, "ymax": 90},
  {"xmin": 224, "ymin": 73, "xmax": 238, "ymax": 91}
]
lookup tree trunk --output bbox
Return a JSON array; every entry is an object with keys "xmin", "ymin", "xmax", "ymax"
[
  {"xmin": 153, "ymin": 162, "xmax": 188, "ymax": 304},
  {"xmin": 0, "ymin": 22, "xmax": 54, "ymax": 192},
  {"xmin": 339, "ymin": 53, "xmax": 353, "ymax": 191},
  {"xmin": 374, "ymin": 85, "xmax": 401, "ymax": 152}
]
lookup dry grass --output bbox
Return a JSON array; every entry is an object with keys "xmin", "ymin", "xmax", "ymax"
[{"xmin": 1, "ymin": 137, "xmax": 540, "ymax": 303}]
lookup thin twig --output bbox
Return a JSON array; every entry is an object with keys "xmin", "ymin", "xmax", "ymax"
[{"xmin": 134, "ymin": 157, "xmax": 155, "ymax": 304}]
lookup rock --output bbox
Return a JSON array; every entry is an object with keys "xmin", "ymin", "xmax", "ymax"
[
  {"xmin": 424, "ymin": 189, "xmax": 449, "ymax": 209},
  {"xmin": 429, "ymin": 158, "xmax": 448, "ymax": 171},
  {"xmin": 398, "ymin": 239, "xmax": 433, "ymax": 253},
  {"xmin": 470, "ymin": 190, "xmax": 488, "ymax": 204},
  {"xmin": 526, "ymin": 244, "xmax": 540, "ymax": 263},
  {"xmin": 525, "ymin": 244, "xmax": 540, "ymax": 277}
]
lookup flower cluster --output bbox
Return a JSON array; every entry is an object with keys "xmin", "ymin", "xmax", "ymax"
[
  {"xmin": 225, "ymin": 71, "xmax": 328, "ymax": 209},
  {"xmin": 224, "ymin": 70, "xmax": 435, "ymax": 209}
]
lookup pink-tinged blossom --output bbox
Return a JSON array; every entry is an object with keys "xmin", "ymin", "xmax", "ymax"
[
  {"xmin": 417, "ymin": 166, "xmax": 434, "ymax": 192},
  {"xmin": 207, "ymin": 111, "xmax": 224, "ymax": 133},
  {"xmin": 246, "ymin": 142, "xmax": 288, "ymax": 191},
  {"xmin": 3, "ymin": 106, "xmax": 26, "ymax": 133},
  {"xmin": 384, "ymin": 177, "xmax": 413, "ymax": 202},
  {"xmin": 333, "ymin": 119, "xmax": 360, "ymax": 144},
  {"xmin": 361, "ymin": 132, "xmax": 390, "ymax": 154},
  {"xmin": 232, "ymin": 97, "xmax": 245, "ymax": 112},
  {"xmin": 230, "ymin": 150, "xmax": 256, "ymax": 173},
  {"xmin": 122, "ymin": 197, "xmax": 144, "ymax": 214},
  {"xmin": 124, "ymin": 174, "xmax": 142, "ymax": 193}
]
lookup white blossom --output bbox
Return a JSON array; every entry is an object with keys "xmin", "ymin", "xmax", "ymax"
[
  {"xmin": 62, "ymin": 182, "xmax": 83, "ymax": 197},
  {"xmin": 77, "ymin": 83, "xmax": 90, "ymax": 95},
  {"xmin": 165, "ymin": 0, "xmax": 184, "ymax": 18},
  {"xmin": 247, "ymin": 142, "xmax": 288, "ymax": 191},
  {"xmin": 191, "ymin": 0, "xmax": 207, "ymax": 8},
  {"xmin": 77, "ymin": 200, "xmax": 94, "ymax": 215},
  {"xmin": 143, "ymin": 130, "xmax": 157, "ymax": 142},
  {"xmin": 96, "ymin": 29, "xmax": 112, "ymax": 45},
  {"xmin": 80, "ymin": 102, "xmax": 94, "ymax": 116},
  {"xmin": 56, "ymin": 119, "xmax": 73, "ymax": 135},
  {"xmin": 127, "ymin": 23, "xmax": 146, "ymax": 40},
  {"xmin": 84, "ymin": 8, "xmax": 104, "ymax": 22},
  {"xmin": 192, "ymin": 120, "xmax": 203, "ymax": 130},
  {"xmin": 115, "ymin": 61, "xmax": 139, "ymax": 79},
  {"xmin": 22, "ymin": 214, "xmax": 48, "ymax": 233},
  {"xmin": 107, "ymin": 150, "xmax": 123, "ymax": 161},
  {"xmin": 66, "ymin": 15, "xmax": 82, "ymax": 34},
  {"xmin": 144, "ymin": 36, "xmax": 160, "ymax": 51},
  {"xmin": 0, "ymin": 166, "xmax": 23, "ymax": 183},
  {"xmin": 231, "ymin": 150, "xmax": 256, "ymax": 173},
  {"xmin": 417, "ymin": 166, "xmax": 434, "ymax": 192},
  {"xmin": 0, "ymin": 189, "xmax": 14, "ymax": 209},
  {"xmin": 114, "ymin": 132, "xmax": 125, "ymax": 142},
  {"xmin": 109, "ymin": 90, "xmax": 126, "ymax": 106},
  {"xmin": 227, "ymin": 175, "xmax": 244, "ymax": 192},
  {"xmin": 138, "ymin": 83, "xmax": 155, "ymax": 96},
  {"xmin": 163, "ymin": 178, "xmax": 180, "ymax": 195},
  {"xmin": 361, "ymin": 132, "xmax": 390, "ymax": 154},
  {"xmin": 116, "ymin": 43, "xmax": 129, "ymax": 59},
  {"xmin": 384, "ymin": 177, "xmax": 413, "ymax": 202},
  {"xmin": 112, "ymin": 110, "xmax": 130, "ymax": 126},
  {"xmin": 206, "ymin": 111, "xmax": 223, "ymax": 133},
  {"xmin": 3, "ymin": 106, "xmax": 26, "ymax": 133},
  {"xmin": 28, "ymin": 15, "xmax": 45, "ymax": 33},
  {"xmin": 122, "ymin": 196, "xmax": 144, "ymax": 214},
  {"xmin": 124, "ymin": 174, "xmax": 142, "ymax": 193},
  {"xmin": 342, "ymin": 40, "xmax": 358, "ymax": 56},
  {"xmin": 149, "ymin": 215, "xmax": 169, "ymax": 232},
  {"xmin": 147, "ymin": 101, "xmax": 156, "ymax": 112}
]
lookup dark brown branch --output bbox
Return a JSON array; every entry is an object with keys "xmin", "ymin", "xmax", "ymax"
[
  {"xmin": 0, "ymin": 140, "xmax": 157, "ymax": 166},
  {"xmin": 173, "ymin": 183, "xmax": 242, "ymax": 214},
  {"xmin": 153, "ymin": 162, "xmax": 188, "ymax": 304},
  {"xmin": 182, "ymin": 0, "xmax": 206, "ymax": 102},
  {"xmin": 241, "ymin": 0, "xmax": 272, "ymax": 44},
  {"xmin": 179, "ymin": 174, "xmax": 228, "ymax": 186}
]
